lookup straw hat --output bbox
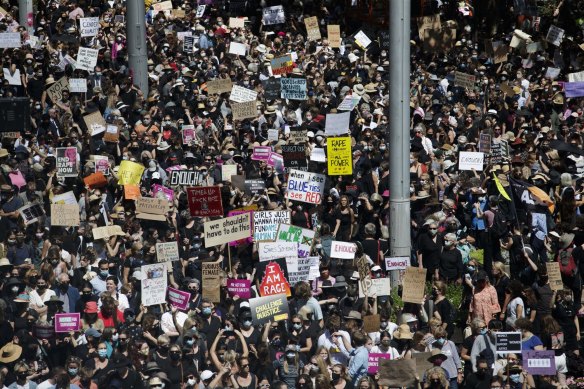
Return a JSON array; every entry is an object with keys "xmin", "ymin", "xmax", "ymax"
[
  {"xmin": 45, "ymin": 77, "xmax": 55, "ymax": 86},
  {"xmin": 392, "ymin": 324, "xmax": 413, "ymax": 340},
  {"xmin": 0, "ymin": 343, "xmax": 22, "ymax": 363},
  {"xmin": 352, "ymin": 84, "xmax": 365, "ymax": 96},
  {"xmin": 560, "ymin": 233, "xmax": 575, "ymax": 249}
]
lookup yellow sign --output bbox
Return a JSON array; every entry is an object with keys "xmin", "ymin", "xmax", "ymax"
[
  {"xmin": 117, "ymin": 160, "xmax": 144, "ymax": 185},
  {"xmin": 327, "ymin": 137, "xmax": 352, "ymax": 175}
]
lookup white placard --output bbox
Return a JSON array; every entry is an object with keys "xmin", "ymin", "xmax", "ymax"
[
  {"xmin": 359, "ymin": 277, "xmax": 391, "ymax": 297},
  {"xmin": 76, "ymin": 47, "xmax": 99, "ymax": 71},
  {"xmin": 69, "ymin": 78, "xmax": 87, "ymax": 93},
  {"xmin": 337, "ymin": 95, "xmax": 361, "ymax": 111},
  {"xmin": 258, "ymin": 242, "xmax": 298, "ymax": 261},
  {"xmin": 325, "ymin": 112, "xmax": 351, "ymax": 135},
  {"xmin": 354, "ymin": 30, "xmax": 371, "ymax": 49},
  {"xmin": 568, "ymin": 70, "xmax": 584, "ymax": 82},
  {"xmin": 79, "ymin": 17, "xmax": 99, "ymax": 37},
  {"xmin": 262, "ymin": 5, "xmax": 285, "ymax": 25},
  {"xmin": 545, "ymin": 67, "xmax": 561, "ymax": 80},
  {"xmin": 195, "ymin": 4, "xmax": 206, "ymax": 18},
  {"xmin": 230, "ymin": 85, "xmax": 258, "ymax": 103},
  {"xmin": 229, "ymin": 42, "xmax": 247, "ymax": 56},
  {"xmin": 268, "ymin": 129, "xmax": 279, "ymax": 141},
  {"xmin": 546, "ymin": 25, "xmax": 564, "ymax": 46},
  {"xmin": 310, "ymin": 148, "xmax": 326, "ymax": 162},
  {"xmin": 330, "ymin": 240, "xmax": 357, "ymax": 259},
  {"xmin": 458, "ymin": 151, "xmax": 484, "ymax": 171},
  {"xmin": 0, "ymin": 32, "xmax": 21, "ymax": 48},
  {"xmin": 385, "ymin": 257, "xmax": 410, "ymax": 271},
  {"xmin": 141, "ymin": 263, "xmax": 168, "ymax": 306},
  {"xmin": 3, "ymin": 68, "xmax": 20, "ymax": 85},
  {"xmin": 285, "ymin": 169, "xmax": 326, "ymax": 204}
]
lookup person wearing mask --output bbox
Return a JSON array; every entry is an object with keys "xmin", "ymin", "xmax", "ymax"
[
  {"xmin": 552, "ymin": 289, "xmax": 580, "ymax": 355},
  {"xmin": 430, "ymin": 281, "xmax": 457, "ymax": 339},
  {"xmin": 273, "ymin": 344, "xmax": 304, "ymax": 388},
  {"xmin": 90, "ymin": 260, "xmax": 112, "ymax": 295},
  {"xmin": 438, "ymin": 233, "xmax": 463, "ymax": 283},
  {"xmin": 29, "ymin": 277, "xmax": 55, "ymax": 320},
  {"xmin": 53, "ymin": 273, "xmax": 80, "ymax": 314},
  {"xmin": 463, "ymin": 358, "xmax": 493, "ymax": 389},
  {"xmin": 417, "ymin": 221, "xmax": 443, "ymax": 281},
  {"xmin": 430, "ymin": 327, "xmax": 462, "ymax": 389},
  {"xmin": 8, "ymin": 361, "xmax": 37, "ymax": 389}
]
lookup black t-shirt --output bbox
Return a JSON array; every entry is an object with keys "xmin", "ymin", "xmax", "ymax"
[
  {"xmin": 417, "ymin": 233, "xmax": 443, "ymax": 271},
  {"xmin": 439, "ymin": 248, "xmax": 463, "ymax": 280},
  {"xmin": 464, "ymin": 370, "xmax": 493, "ymax": 389},
  {"xmin": 362, "ymin": 239, "xmax": 388, "ymax": 267}
]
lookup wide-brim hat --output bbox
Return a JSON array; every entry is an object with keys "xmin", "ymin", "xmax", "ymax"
[
  {"xmin": 44, "ymin": 295, "xmax": 64, "ymax": 306},
  {"xmin": 0, "ymin": 257, "xmax": 12, "ymax": 267},
  {"xmin": 352, "ymin": 84, "xmax": 365, "ymax": 96},
  {"xmin": 157, "ymin": 141, "xmax": 171, "ymax": 151},
  {"xmin": 0, "ymin": 148, "xmax": 9, "ymax": 158},
  {"xmin": 344, "ymin": 310, "xmax": 362, "ymax": 320},
  {"xmin": 560, "ymin": 233, "xmax": 575, "ymax": 249},
  {"xmin": 45, "ymin": 77, "xmax": 55, "ymax": 86},
  {"xmin": 393, "ymin": 324, "xmax": 413, "ymax": 340},
  {"xmin": 428, "ymin": 348, "xmax": 448, "ymax": 363},
  {"xmin": 0, "ymin": 343, "xmax": 22, "ymax": 363}
]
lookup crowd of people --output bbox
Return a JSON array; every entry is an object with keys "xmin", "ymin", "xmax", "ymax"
[{"xmin": 1, "ymin": 0, "xmax": 584, "ymax": 388}]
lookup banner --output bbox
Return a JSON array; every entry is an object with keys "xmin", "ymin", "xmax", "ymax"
[
  {"xmin": 458, "ymin": 151, "xmax": 484, "ymax": 171},
  {"xmin": 281, "ymin": 78, "xmax": 307, "ymax": 100},
  {"xmin": 286, "ymin": 169, "xmax": 325, "ymax": 204},
  {"xmin": 522, "ymin": 350, "xmax": 556, "ymax": 375},
  {"xmin": 156, "ymin": 242, "xmax": 179, "ymax": 262},
  {"xmin": 207, "ymin": 78, "xmax": 233, "ymax": 95},
  {"xmin": 495, "ymin": 332, "xmax": 522, "ymax": 354},
  {"xmin": 271, "ymin": 54, "xmax": 294, "ymax": 76},
  {"xmin": 50, "ymin": 204, "xmax": 80, "ymax": 226},
  {"xmin": 262, "ymin": 5, "xmax": 285, "ymax": 25},
  {"xmin": 230, "ymin": 85, "xmax": 257, "ymax": 103},
  {"xmin": 368, "ymin": 353, "xmax": 391, "ymax": 374},
  {"xmin": 259, "ymin": 260, "xmax": 291, "ymax": 297},
  {"xmin": 204, "ymin": 213, "xmax": 252, "ymax": 247},
  {"xmin": 187, "ymin": 186, "xmax": 224, "ymax": 217},
  {"xmin": 168, "ymin": 287, "xmax": 190, "ymax": 310},
  {"xmin": 141, "ymin": 263, "xmax": 168, "ymax": 306},
  {"xmin": 327, "ymin": 25, "xmax": 341, "ymax": 47},
  {"xmin": 276, "ymin": 224, "xmax": 315, "ymax": 258},
  {"xmin": 76, "ymin": 47, "xmax": 98, "ymax": 71},
  {"xmin": 226, "ymin": 279, "xmax": 251, "ymax": 299},
  {"xmin": 56, "ymin": 147, "xmax": 78, "ymax": 177},
  {"xmin": 69, "ymin": 78, "xmax": 87, "ymax": 93},
  {"xmin": 250, "ymin": 294, "xmax": 289, "ymax": 325},
  {"xmin": 79, "ymin": 17, "xmax": 99, "ymax": 37},
  {"xmin": 253, "ymin": 210, "xmax": 291, "ymax": 241},
  {"xmin": 385, "ymin": 257, "xmax": 410, "ymax": 270},
  {"xmin": 232, "ymin": 100, "xmax": 257, "ymax": 120},
  {"xmin": 402, "ymin": 267, "xmax": 427, "ymax": 304},
  {"xmin": 117, "ymin": 160, "xmax": 144, "ymax": 185},
  {"xmin": 304, "ymin": 16, "xmax": 321, "ymax": 41},
  {"xmin": 54, "ymin": 313, "xmax": 81, "ymax": 332},
  {"xmin": 330, "ymin": 241, "xmax": 357, "ymax": 259},
  {"xmin": 327, "ymin": 137, "xmax": 352, "ymax": 175},
  {"xmin": 202, "ymin": 259, "xmax": 222, "ymax": 302},
  {"xmin": 325, "ymin": 112, "xmax": 351, "ymax": 136},
  {"xmin": 169, "ymin": 170, "xmax": 201, "ymax": 186}
]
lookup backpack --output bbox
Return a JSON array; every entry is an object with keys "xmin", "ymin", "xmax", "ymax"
[
  {"xmin": 490, "ymin": 211, "xmax": 508, "ymax": 238},
  {"xmin": 557, "ymin": 248, "xmax": 578, "ymax": 277},
  {"xmin": 477, "ymin": 334, "xmax": 495, "ymax": 367}
]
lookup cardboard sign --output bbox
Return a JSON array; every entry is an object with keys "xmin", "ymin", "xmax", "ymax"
[
  {"xmin": 263, "ymin": 78, "xmax": 281, "ymax": 100},
  {"xmin": 156, "ymin": 242, "xmax": 179, "ymax": 262},
  {"xmin": 168, "ymin": 287, "xmax": 190, "ymax": 310},
  {"xmin": 69, "ymin": 78, "xmax": 87, "ymax": 93},
  {"xmin": 327, "ymin": 24, "xmax": 341, "ymax": 47},
  {"xmin": 221, "ymin": 164, "xmax": 237, "ymax": 181},
  {"xmin": 50, "ymin": 204, "xmax": 80, "ymax": 226},
  {"xmin": 368, "ymin": 353, "xmax": 391, "ymax": 374},
  {"xmin": 19, "ymin": 203, "xmax": 44, "ymax": 225},
  {"xmin": 207, "ymin": 78, "xmax": 233, "ymax": 95},
  {"xmin": 124, "ymin": 184, "xmax": 140, "ymax": 200},
  {"xmin": 250, "ymin": 294, "xmax": 289, "ymax": 325},
  {"xmin": 253, "ymin": 210, "xmax": 291, "ymax": 241},
  {"xmin": 202, "ymin": 259, "xmax": 222, "ymax": 303},
  {"xmin": 229, "ymin": 42, "xmax": 247, "ymax": 56},
  {"xmin": 103, "ymin": 124, "xmax": 119, "ymax": 142},
  {"xmin": 92, "ymin": 225, "xmax": 125, "ymax": 240},
  {"xmin": 169, "ymin": 170, "xmax": 201, "ymax": 186},
  {"xmin": 204, "ymin": 213, "xmax": 252, "ymax": 247},
  {"xmin": 493, "ymin": 42, "xmax": 508, "ymax": 64},
  {"xmin": 230, "ymin": 85, "xmax": 257, "ymax": 103},
  {"xmin": 354, "ymin": 30, "xmax": 372, "ymax": 49},
  {"xmin": 0, "ymin": 32, "xmax": 21, "ymax": 48},
  {"xmin": 262, "ymin": 5, "xmax": 285, "ymax": 25},
  {"xmin": 251, "ymin": 146, "xmax": 271, "ymax": 161},
  {"xmin": 304, "ymin": 16, "xmax": 321, "ymax": 41},
  {"xmin": 402, "ymin": 267, "xmax": 427, "ymax": 304},
  {"xmin": 454, "ymin": 71, "xmax": 476, "ymax": 89},
  {"xmin": 546, "ymin": 262, "xmax": 563, "ymax": 291},
  {"xmin": 327, "ymin": 137, "xmax": 352, "ymax": 175},
  {"xmin": 378, "ymin": 359, "xmax": 417, "ymax": 388},
  {"xmin": 546, "ymin": 25, "xmax": 564, "ymax": 46},
  {"xmin": 330, "ymin": 241, "xmax": 357, "ymax": 259},
  {"xmin": 271, "ymin": 54, "xmax": 294, "ymax": 76},
  {"xmin": 496, "ymin": 332, "xmax": 522, "ymax": 354},
  {"xmin": 280, "ymin": 78, "xmax": 307, "ymax": 100},
  {"xmin": 141, "ymin": 263, "xmax": 168, "ymax": 306},
  {"xmin": 187, "ymin": 186, "xmax": 223, "ymax": 217},
  {"xmin": 232, "ymin": 100, "xmax": 257, "ymax": 120},
  {"xmin": 385, "ymin": 257, "xmax": 410, "ymax": 270},
  {"xmin": 325, "ymin": 112, "xmax": 351, "ymax": 136},
  {"xmin": 229, "ymin": 17, "xmax": 245, "ymax": 28},
  {"xmin": 522, "ymin": 350, "xmax": 556, "ymax": 375},
  {"xmin": 423, "ymin": 28, "xmax": 456, "ymax": 53},
  {"xmin": 417, "ymin": 14, "xmax": 441, "ymax": 39},
  {"xmin": 281, "ymin": 144, "xmax": 307, "ymax": 169},
  {"xmin": 46, "ymin": 76, "xmax": 69, "ymax": 104},
  {"xmin": 359, "ymin": 277, "xmax": 391, "ymax": 297},
  {"xmin": 459, "ymin": 151, "xmax": 484, "ymax": 171},
  {"xmin": 363, "ymin": 314, "xmax": 381, "ymax": 333},
  {"xmin": 276, "ymin": 224, "xmax": 315, "ymax": 258},
  {"xmin": 227, "ymin": 279, "xmax": 251, "ymax": 299},
  {"xmin": 259, "ymin": 260, "xmax": 291, "ymax": 297},
  {"xmin": 76, "ymin": 47, "xmax": 98, "ymax": 71},
  {"xmin": 135, "ymin": 197, "xmax": 169, "ymax": 215},
  {"xmin": 288, "ymin": 127, "xmax": 307, "ymax": 144},
  {"xmin": 84, "ymin": 111, "xmax": 107, "ymax": 137},
  {"xmin": 54, "ymin": 313, "xmax": 81, "ymax": 332},
  {"xmin": 285, "ymin": 169, "xmax": 325, "ymax": 204},
  {"xmin": 56, "ymin": 147, "xmax": 78, "ymax": 177},
  {"xmin": 80, "ymin": 17, "xmax": 99, "ymax": 37},
  {"xmin": 258, "ymin": 242, "xmax": 298, "ymax": 261}
]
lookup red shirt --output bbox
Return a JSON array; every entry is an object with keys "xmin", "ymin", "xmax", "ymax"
[{"xmin": 98, "ymin": 310, "xmax": 125, "ymax": 328}]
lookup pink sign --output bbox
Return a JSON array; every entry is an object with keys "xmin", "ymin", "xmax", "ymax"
[
  {"xmin": 252, "ymin": 146, "xmax": 271, "ymax": 161},
  {"xmin": 227, "ymin": 279, "xmax": 251, "ymax": 299},
  {"xmin": 227, "ymin": 210, "xmax": 254, "ymax": 246},
  {"xmin": 368, "ymin": 353, "xmax": 391, "ymax": 374},
  {"xmin": 54, "ymin": 313, "xmax": 81, "ymax": 333},
  {"xmin": 267, "ymin": 152, "xmax": 284, "ymax": 171},
  {"xmin": 152, "ymin": 184, "xmax": 174, "ymax": 202},
  {"xmin": 168, "ymin": 287, "xmax": 191, "ymax": 310}
]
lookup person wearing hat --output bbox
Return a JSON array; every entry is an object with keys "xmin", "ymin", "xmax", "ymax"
[{"xmin": 0, "ymin": 342, "xmax": 22, "ymax": 366}]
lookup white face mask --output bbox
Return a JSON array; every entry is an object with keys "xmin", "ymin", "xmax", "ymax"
[{"xmin": 187, "ymin": 378, "xmax": 196, "ymax": 386}]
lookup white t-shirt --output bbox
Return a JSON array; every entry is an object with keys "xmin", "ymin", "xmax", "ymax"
[
  {"xmin": 98, "ymin": 293, "xmax": 129, "ymax": 312},
  {"xmin": 36, "ymin": 380, "xmax": 55, "ymax": 389},
  {"xmin": 317, "ymin": 330, "xmax": 351, "ymax": 365},
  {"xmin": 29, "ymin": 289, "xmax": 56, "ymax": 309},
  {"xmin": 507, "ymin": 297, "xmax": 525, "ymax": 321},
  {"xmin": 161, "ymin": 311, "xmax": 188, "ymax": 334}
]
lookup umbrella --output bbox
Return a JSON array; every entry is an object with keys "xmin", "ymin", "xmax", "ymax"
[{"xmin": 550, "ymin": 139, "xmax": 584, "ymax": 156}]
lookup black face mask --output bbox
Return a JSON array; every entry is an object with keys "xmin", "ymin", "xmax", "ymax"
[{"xmin": 169, "ymin": 352, "xmax": 181, "ymax": 361}]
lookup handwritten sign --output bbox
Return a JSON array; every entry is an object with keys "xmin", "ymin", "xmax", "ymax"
[
  {"xmin": 304, "ymin": 16, "xmax": 321, "ymax": 41},
  {"xmin": 92, "ymin": 225, "xmax": 125, "ymax": 240},
  {"xmin": 141, "ymin": 263, "xmax": 168, "ymax": 306},
  {"xmin": 285, "ymin": 169, "xmax": 325, "ymax": 204},
  {"xmin": 0, "ymin": 32, "xmax": 20, "ymax": 48},
  {"xmin": 327, "ymin": 137, "xmax": 352, "ymax": 175},
  {"xmin": 385, "ymin": 257, "xmax": 410, "ymax": 270},
  {"xmin": 156, "ymin": 242, "xmax": 179, "ymax": 262},
  {"xmin": 276, "ymin": 224, "xmax": 315, "ymax": 258},
  {"xmin": 202, "ymin": 259, "xmax": 222, "ymax": 302},
  {"xmin": 262, "ymin": 5, "xmax": 285, "ymax": 25},
  {"xmin": 47, "ymin": 77, "xmax": 69, "ymax": 103},
  {"xmin": 204, "ymin": 213, "xmax": 252, "ymax": 247},
  {"xmin": 69, "ymin": 78, "xmax": 87, "ymax": 93},
  {"xmin": 232, "ymin": 100, "xmax": 257, "ymax": 120},
  {"xmin": 325, "ymin": 112, "xmax": 351, "ymax": 136},
  {"xmin": 76, "ymin": 47, "xmax": 98, "ymax": 71},
  {"xmin": 135, "ymin": 197, "xmax": 169, "ymax": 215},
  {"xmin": 402, "ymin": 267, "xmax": 427, "ymax": 304},
  {"xmin": 80, "ymin": 17, "xmax": 99, "ymax": 37},
  {"xmin": 187, "ymin": 186, "xmax": 223, "ymax": 217},
  {"xmin": 118, "ymin": 161, "xmax": 144, "ymax": 185},
  {"xmin": 546, "ymin": 262, "xmax": 563, "ymax": 291},
  {"xmin": 546, "ymin": 25, "xmax": 564, "ymax": 46},
  {"xmin": 50, "ymin": 204, "xmax": 80, "ymax": 226},
  {"xmin": 327, "ymin": 24, "xmax": 340, "ymax": 47},
  {"xmin": 207, "ymin": 78, "xmax": 233, "ymax": 95},
  {"xmin": 169, "ymin": 170, "xmax": 200, "ymax": 186},
  {"xmin": 230, "ymin": 85, "xmax": 257, "ymax": 103},
  {"xmin": 454, "ymin": 71, "xmax": 476, "ymax": 89},
  {"xmin": 253, "ymin": 211, "xmax": 291, "ymax": 241},
  {"xmin": 459, "ymin": 151, "xmax": 484, "ymax": 171},
  {"xmin": 280, "ymin": 78, "xmax": 307, "ymax": 100},
  {"xmin": 330, "ymin": 241, "xmax": 357, "ymax": 259}
]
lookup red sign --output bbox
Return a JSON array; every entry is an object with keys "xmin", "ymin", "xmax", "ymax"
[
  {"xmin": 259, "ymin": 261, "xmax": 291, "ymax": 297},
  {"xmin": 187, "ymin": 186, "xmax": 224, "ymax": 217}
]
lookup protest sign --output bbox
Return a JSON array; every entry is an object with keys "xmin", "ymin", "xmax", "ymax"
[
  {"xmin": 124, "ymin": 184, "xmax": 140, "ymax": 200},
  {"xmin": 168, "ymin": 287, "xmax": 190, "ymax": 310},
  {"xmin": 3, "ymin": 68, "xmax": 20, "ymax": 85},
  {"xmin": 564, "ymin": 82, "xmax": 584, "ymax": 98},
  {"xmin": 84, "ymin": 172, "xmax": 107, "ymax": 188},
  {"xmin": 363, "ymin": 314, "xmax": 381, "ymax": 333},
  {"xmin": 187, "ymin": 186, "xmax": 223, "ymax": 217},
  {"xmin": 250, "ymin": 294, "xmax": 289, "ymax": 325},
  {"xmin": 229, "ymin": 41, "xmax": 247, "ymax": 56},
  {"xmin": 454, "ymin": 71, "xmax": 476, "ymax": 89},
  {"xmin": 271, "ymin": 54, "xmax": 294, "ymax": 76},
  {"xmin": 359, "ymin": 277, "xmax": 391, "ymax": 297},
  {"xmin": 230, "ymin": 85, "xmax": 257, "ymax": 103},
  {"xmin": 182, "ymin": 125, "xmax": 196, "ymax": 144},
  {"xmin": 327, "ymin": 137, "xmax": 352, "ymax": 175},
  {"xmin": 202, "ymin": 259, "xmax": 222, "ymax": 302},
  {"xmin": 227, "ymin": 279, "xmax": 251, "ymax": 299},
  {"xmin": 262, "ymin": 78, "xmax": 281, "ymax": 100},
  {"xmin": 56, "ymin": 147, "xmax": 78, "ymax": 177},
  {"xmin": 402, "ymin": 267, "xmax": 427, "ymax": 304},
  {"xmin": 417, "ymin": 14, "xmax": 441, "ymax": 39},
  {"xmin": 153, "ymin": 0, "xmax": 172, "ymax": 13},
  {"xmin": 141, "ymin": 263, "xmax": 168, "ymax": 306},
  {"xmin": 493, "ymin": 42, "xmax": 508, "ymax": 64},
  {"xmin": 227, "ymin": 209, "xmax": 254, "ymax": 246},
  {"xmin": 50, "ymin": 204, "xmax": 80, "ymax": 227},
  {"xmin": 546, "ymin": 25, "xmax": 564, "ymax": 46},
  {"xmin": 259, "ymin": 260, "xmax": 291, "ymax": 297},
  {"xmin": 253, "ymin": 210, "xmax": 291, "ymax": 241},
  {"xmin": 195, "ymin": 4, "xmax": 205, "ymax": 17},
  {"xmin": 276, "ymin": 224, "xmax": 315, "ymax": 258},
  {"xmin": 281, "ymin": 144, "xmax": 307, "ymax": 170},
  {"xmin": 354, "ymin": 30, "xmax": 371, "ymax": 49},
  {"xmin": 522, "ymin": 350, "xmax": 556, "ymax": 375},
  {"xmin": 207, "ymin": 78, "xmax": 233, "ymax": 95},
  {"xmin": 169, "ymin": 170, "xmax": 201, "ymax": 186},
  {"xmin": 304, "ymin": 16, "xmax": 321, "ymax": 41},
  {"xmin": 378, "ymin": 359, "xmax": 417, "ymax": 388},
  {"xmin": 325, "ymin": 112, "xmax": 351, "ymax": 136},
  {"xmin": 54, "ymin": 313, "xmax": 81, "ymax": 332},
  {"xmin": 285, "ymin": 169, "xmax": 325, "ymax": 204},
  {"xmin": 156, "ymin": 242, "xmax": 179, "ymax": 262},
  {"xmin": 92, "ymin": 225, "xmax": 125, "ymax": 240},
  {"xmin": 546, "ymin": 262, "xmax": 563, "ymax": 291},
  {"xmin": 221, "ymin": 164, "xmax": 237, "ymax": 181},
  {"xmin": 18, "ymin": 204, "xmax": 44, "ymax": 225},
  {"xmin": 288, "ymin": 256, "xmax": 315, "ymax": 285},
  {"xmin": 229, "ymin": 17, "xmax": 245, "ymax": 28},
  {"xmin": 232, "ymin": 100, "xmax": 257, "ymax": 120},
  {"xmin": 479, "ymin": 134, "xmax": 492, "ymax": 154},
  {"xmin": 307, "ymin": 256, "xmax": 320, "ymax": 280},
  {"xmin": 183, "ymin": 36, "xmax": 194, "ymax": 52},
  {"xmin": 244, "ymin": 179, "xmax": 266, "ymax": 195},
  {"xmin": 204, "ymin": 213, "xmax": 252, "ymax": 247},
  {"xmin": 69, "ymin": 78, "xmax": 87, "ymax": 93},
  {"xmin": 545, "ymin": 67, "xmax": 561, "ymax": 80},
  {"xmin": 135, "ymin": 197, "xmax": 169, "ymax": 215},
  {"xmin": 311, "ymin": 148, "xmax": 326, "ymax": 162},
  {"xmin": 0, "ymin": 32, "xmax": 21, "ymax": 48},
  {"xmin": 281, "ymin": 78, "xmax": 307, "ymax": 100},
  {"xmin": 330, "ymin": 241, "xmax": 357, "ymax": 259},
  {"xmin": 79, "ymin": 17, "xmax": 99, "ymax": 37},
  {"xmin": 34, "ymin": 325, "xmax": 55, "ymax": 340},
  {"xmin": 152, "ymin": 184, "xmax": 174, "ymax": 202},
  {"xmin": 385, "ymin": 257, "xmax": 410, "ymax": 270},
  {"xmin": 267, "ymin": 152, "xmax": 284, "ymax": 173},
  {"xmin": 423, "ymin": 28, "xmax": 456, "ymax": 53},
  {"xmin": 117, "ymin": 160, "xmax": 144, "ymax": 185},
  {"xmin": 327, "ymin": 25, "xmax": 341, "ymax": 47},
  {"xmin": 368, "ymin": 353, "xmax": 391, "ymax": 374},
  {"xmin": 103, "ymin": 124, "xmax": 119, "ymax": 142},
  {"xmin": 46, "ymin": 77, "xmax": 69, "ymax": 104},
  {"xmin": 288, "ymin": 127, "xmax": 307, "ymax": 144},
  {"xmin": 337, "ymin": 95, "xmax": 361, "ymax": 111},
  {"xmin": 496, "ymin": 332, "xmax": 522, "ymax": 354},
  {"xmin": 76, "ymin": 47, "xmax": 98, "ymax": 71},
  {"xmin": 268, "ymin": 129, "xmax": 279, "ymax": 141},
  {"xmin": 568, "ymin": 70, "xmax": 584, "ymax": 82},
  {"xmin": 251, "ymin": 146, "xmax": 271, "ymax": 161},
  {"xmin": 262, "ymin": 5, "xmax": 285, "ymax": 25},
  {"xmin": 83, "ymin": 111, "xmax": 107, "ymax": 137},
  {"xmin": 258, "ymin": 242, "xmax": 298, "ymax": 261},
  {"xmin": 412, "ymin": 352, "xmax": 434, "ymax": 379},
  {"xmin": 459, "ymin": 151, "xmax": 484, "ymax": 171}
]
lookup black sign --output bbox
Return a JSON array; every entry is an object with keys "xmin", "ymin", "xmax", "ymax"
[
  {"xmin": 169, "ymin": 170, "xmax": 201, "ymax": 186},
  {"xmin": 0, "ymin": 97, "xmax": 31, "ymax": 133},
  {"xmin": 495, "ymin": 332, "xmax": 522, "ymax": 354},
  {"xmin": 249, "ymin": 293, "xmax": 290, "ymax": 325},
  {"xmin": 281, "ymin": 144, "xmax": 307, "ymax": 169},
  {"xmin": 183, "ymin": 36, "xmax": 194, "ymax": 52},
  {"xmin": 379, "ymin": 31, "xmax": 390, "ymax": 50},
  {"xmin": 245, "ymin": 179, "xmax": 266, "ymax": 195},
  {"xmin": 263, "ymin": 78, "xmax": 281, "ymax": 101}
]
